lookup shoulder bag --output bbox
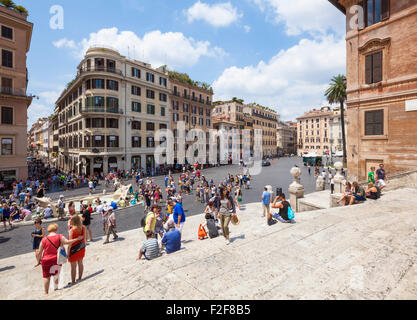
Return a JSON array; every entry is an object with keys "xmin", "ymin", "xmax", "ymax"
[{"xmin": 46, "ymin": 235, "xmax": 67, "ymax": 264}]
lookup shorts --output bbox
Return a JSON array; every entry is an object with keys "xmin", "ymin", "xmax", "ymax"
[
  {"xmin": 353, "ymin": 194, "xmax": 366, "ymax": 201},
  {"xmin": 378, "ymin": 179, "xmax": 386, "ymax": 187},
  {"xmin": 84, "ymin": 224, "xmax": 91, "ymax": 230}
]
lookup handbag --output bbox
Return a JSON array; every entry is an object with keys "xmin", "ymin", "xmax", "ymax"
[
  {"xmin": 70, "ymin": 241, "xmax": 85, "ymax": 256},
  {"xmin": 287, "ymin": 206, "xmax": 295, "ymax": 220},
  {"xmin": 46, "ymin": 236, "xmax": 67, "ymax": 264}
]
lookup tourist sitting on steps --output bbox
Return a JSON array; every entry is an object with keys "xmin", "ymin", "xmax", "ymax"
[
  {"xmin": 366, "ymin": 182, "xmax": 381, "ymax": 200},
  {"xmin": 350, "ymin": 182, "xmax": 367, "ymax": 205},
  {"xmin": 336, "ymin": 182, "xmax": 352, "ymax": 206},
  {"xmin": 137, "ymin": 230, "xmax": 160, "ymax": 261},
  {"xmin": 271, "ymin": 194, "xmax": 296, "ymax": 224}
]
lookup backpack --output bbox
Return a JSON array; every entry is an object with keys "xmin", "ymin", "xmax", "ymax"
[
  {"xmin": 206, "ymin": 219, "xmax": 219, "ymax": 239},
  {"xmin": 198, "ymin": 224, "xmax": 208, "ymax": 240},
  {"xmin": 287, "ymin": 206, "xmax": 295, "ymax": 220}
]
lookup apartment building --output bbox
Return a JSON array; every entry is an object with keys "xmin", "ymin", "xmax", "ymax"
[
  {"xmin": 169, "ymin": 75, "xmax": 213, "ymax": 165},
  {"xmin": 0, "ymin": 4, "xmax": 33, "ymax": 184},
  {"xmin": 247, "ymin": 104, "xmax": 279, "ymax": 157},
  {"xmin": 277, "ymin": 121, "xmax": 297, "ymax": 155},
  {"xmin": 330, "ymin": 0, "xmax": 417, "ymax": 180},
  {"xmin": 296, "ymin": 107, "xmax": 333, "ymax": 156},
  {"xmin": 212, "ymin": 100, "xmax": 279, "ymax": 158},
  {"xmin": 55, "ymin": 47, "xmax": 170, "ymax": 176}
]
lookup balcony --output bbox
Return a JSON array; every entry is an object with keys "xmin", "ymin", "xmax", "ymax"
[
  {"xmin": 0, "ymin": 87, "xmax": 30, "ymax": 98},
  {"xmin": 199, "ymin": 98, "xmax": 205, "ymax": 103},
  {"xmin": 206, "ymin": 101, "xmax": 212, "ymax": 106},
  {"xmin": 78, "ymin": 147, "xmax": 123, "ymax": 153},
  {"xmin": 173, "ymin": 91, "xmax": 180, "ymax": 97},
  {"xmin": 191, "ymin": 96, "xmax": 198, "ymax": 102},
  {"xmin": 183, "ymin": 94, "xmax": 191, "ymax": 99},
  {"xmin": 81, "ymin": 107, "xmax": 122, "ymax": 114},
  {"xmin": 78, "ymin": 66, "xmax": 124, "ymax": 76}
]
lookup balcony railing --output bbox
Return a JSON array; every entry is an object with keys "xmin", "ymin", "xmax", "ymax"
[
  {"xmin": 206, "ymin": 101, "xmax": 212, "ymax": 106},
  {"xmin": 173, "ymin": 91, "xmax": 180, "ymax": 97},
  {"xmin": 183, "ymin": 94, "xmax": 191, "ymax": 99},
  {"xmin": 199, "ymin": 98, "xmax": 205, "ymax": 103},
  {"xmin": 78, "ymin": 66, "xmax": 124, "ymax": 76},
  {"xmin": 81, "ymin": 107, "xmax": 122, "ymax": 114},
  {"xmin": 0, "ymin": 87, "xmax": 28, "ymax": 97},
  {"xmin": 78, "ymin": 147, "xmax": 123, "ymax": 153},
  {"xmin": 191, "ymin": 96, "xmax": 198, "ymax": 102}
]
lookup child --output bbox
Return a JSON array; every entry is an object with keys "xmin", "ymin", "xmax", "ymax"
[{"xmin": 31, "ymin": 219, "xmax": 45, "ymax": 263}]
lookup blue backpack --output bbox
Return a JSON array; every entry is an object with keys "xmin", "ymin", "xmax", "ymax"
[{"xmin": 287, "ymin": 206, "xmax": 295, "ymax": 220}]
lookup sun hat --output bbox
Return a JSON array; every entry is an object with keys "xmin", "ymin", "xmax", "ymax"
[{"xmin": 231, "ymin": 214, "xmax": 240, "ymax": 226}]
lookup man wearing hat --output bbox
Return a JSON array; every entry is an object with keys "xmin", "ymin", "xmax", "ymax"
[
  {"xmin": 57, "ymin": 195, "xmax": 65, "ymax": 220},
  {"xmin": 104, "ymin": 208, "xmax": 118, "ymax": 244}
]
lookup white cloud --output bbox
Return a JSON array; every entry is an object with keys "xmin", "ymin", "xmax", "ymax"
[
  {"xmin": 253, "ymin": 0, "xmax": 345, "ymax": 36},
  {"xmin": 39, "ymin": 90, "xmax": 62, "ymax": 105},
  {"xmin": 53, "ymin": 27, "xmax": 226, "ymax": 69},
  {"xmin": 185, "ymin": 1, "xmax": 243, "ymax": 27},
  {"xmin": 212, "ymin": 35, "xmax": 346, "ymax": 120},
  {"xmin": 244, "ymin": 25, "xmax": 251, "ymax": 33},
  {"xmin": 27, "ymin": 103, "xmax": 54, "ymax": 127}
]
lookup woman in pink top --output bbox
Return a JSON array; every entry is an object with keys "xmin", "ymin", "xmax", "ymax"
[{"xmin": 35, "ymin": 223, "xmax": 83, "ymax": 295}]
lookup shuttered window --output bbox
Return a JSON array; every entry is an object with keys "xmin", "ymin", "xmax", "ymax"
[
  {"xmin": 365, "ymin": 51, "xmax": 382, "ymax": 84},
  {"xmin": 365, "ymin": 110, "xmax": 384, "ymax": 136}
]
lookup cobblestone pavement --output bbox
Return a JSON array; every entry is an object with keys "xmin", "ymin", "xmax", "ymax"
[
  {"xmin": 1, "ymin": 187, "xmax": 416, "ymax": 300},
  {"xmin": 0, "ymin": 157, "xmax": 320, "ymax": 260}
]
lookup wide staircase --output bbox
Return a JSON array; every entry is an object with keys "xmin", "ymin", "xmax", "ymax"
[{"xmin": 2, "ymin": 187, "xmax": 417, "ymax": 300}]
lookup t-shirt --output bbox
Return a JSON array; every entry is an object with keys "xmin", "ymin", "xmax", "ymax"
[
  {"xmin": 88, "ymin": 181, "xmax": 93, "ymax": 188},
  {"xmin": 162, "ymin": 229, "xmax": 181, "ymax": 254},
  {"xmin": 173, "ymin": 203, "xmax": 185, "ymax": 224},
  {"xmin": 44, "ymin": 208, "xmax": 53, "ymax": 219},
  {"xmin": 82, "ymin": 209, "xmax": 91, "ymax": 225},
  {"xmin": 141, "ymin": 238, "xmax": 159, "ymax": 260},
  {"xmin": 368, "ymin": 171, "xmax": 375, "ymax": 183},
  {"xmin": 376, "ymin": 169, "xmax": 386, "ymax": 180},
  {"xmin": 262, "ymin": 191, "xmax": 271, "ymax": 205},
  {"xmin": 144, "ymin": 212, "xmax": 156, "ymax": 233},
  {"xmin": 279, "ymin": 200, "xmax": 290, "ymax": 221},
  {"xmin": 19, "ymin": 192, "xmax": 26, "ymax": 201}
]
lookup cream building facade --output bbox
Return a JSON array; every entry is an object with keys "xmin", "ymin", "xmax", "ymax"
[{"xmin": 55, "ymin": 47, "xmax": 170, "ymax": 176}]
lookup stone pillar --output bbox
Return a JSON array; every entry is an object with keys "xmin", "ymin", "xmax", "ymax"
[
  {"xmin": 103, "ymin": 157, "xmax": 109, "ymax": 176},
  {"xmin": 289, "ymin": 167, "xmax": 304, "ymax": 212},
  {"xmin": 316, "ymin": 176, "xmax": 325, "ymax": 191},
  {"xmin": 333, "ymin": 161, "xmax": 345, "ymax": 194},
  {"xmin": 141, "ymin": 155, "xmax": 147, "ymax": 171}
]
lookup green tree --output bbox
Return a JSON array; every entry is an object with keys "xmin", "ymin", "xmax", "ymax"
[
  {"xmin": 0, "ymin": 0, "xmax": 16, "ymax": 8},
  {"xmin": 325, "ymin": 74, "xmax": 347, "ymax": 165},
  {"xmin": 14, "ymin": 5, "xmax": 27, "ymax": 14}
]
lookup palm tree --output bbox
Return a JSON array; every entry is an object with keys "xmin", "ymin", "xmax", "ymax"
[{"xmin": 325, "ymin": 74, "xmax": 347, "ymax": 165}]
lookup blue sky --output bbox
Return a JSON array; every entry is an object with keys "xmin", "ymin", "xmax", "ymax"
[{"xmin": 19, "ymin": 0, "xmax": 346, "ymax": 126}]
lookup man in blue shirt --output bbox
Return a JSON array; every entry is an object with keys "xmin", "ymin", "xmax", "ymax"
[
  {"xmin": 161, "ymin": 221, "xmax": 181, "ymax": 254},
  {"xmin": 172, "ymin": 198, "xmax": 185, "ymax": 233},
  {"xmin": 164, "ymin": 175, "xmax": 169, "ymax": 188},
  {"xmin": 261, "ymin": 187, "xmax": 272, "ymax": 222}
]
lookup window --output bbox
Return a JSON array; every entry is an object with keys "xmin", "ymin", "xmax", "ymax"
[
  {"xmin": 173, "ymin": 113, "xmax": 179, "ymax": 122},
  {"xmin": 365, "ymin": 51, "xmax": 383, "ymax": 84},
  {"xmin": 86, "ymin": 118, "xmax": 91, "ymax": 128},
  {"xmin": 132, "ymin": 86, "xmax": 141, "ymax": 96},
  {"xmin": 147, "ymin": 104, "xmax": 155, "ymax": 115},
  {"xmin": 146, "ymin": 122, "xmax": 155, "ymax": 131},
  {"xmin": 199, "ymin": 118, "xmax": 204, "ymax": 126},
  {"xmin": 206, "ymin": 119, "xmax": 210, "ymax": 127},
  {"xmin": 146, "ymin": 89, "xmax": 155, "ymax": 99},
  {"xmin": 161, "ymin": 107, "xmax": 165, "ymax": 117},
  {"xmin": 92, "ymin": 118, "xmax": 105, "ymax": 128},
  {"xmin": 131, "ymin": 121, "xmax": 141, "ymax": 130},
  {"xmin": 146, "ymin": 137, "xmax": 155, "ymax": 148},
  {"xmin": 160, "ymin": 77, "xmax": 167, "ymax": 87},
  {"xmin": 107, "ymin": 59, "xmax": 116, "ymax": 71},
  {"xmin": 183, "ymin": 104, "xmax": 189, "ymax": 113},
  {"xmin": 199, "ymin": 107, "xmax": 203, "ymax": 116},
  {"xmin": 1, "ymin": 107, "xmax": 13, "ymax": 124},
  {"xmin": 365, "ymin": 0, "xmax": 389, "ymax": 27},
  {"xmin": 183, "ymin": 115, "xmax": 189, "ymax": 123},
  {"xmin": 206, "ymin": 109, "xmax": 210, "ymax": 117},
  {"xmin": 159, "ymin": 93, "xmax": 167, "ymax": 102},
  {"xmin": 1, "ymin": 138, "xmax": 12, "ymax": 155},
  {"xmin": 107, "ymin": 136, "xmax": 119, "ymax": 148},
  {"xmin": 2, "ymin": 49, "xmax": 13, "ymax": 68},
  {"xmin": 173, "ymin": 101, "xmax": 179, "ymax": 111},
  {"xmin": 160, "ymin": 123, "xmax": 167, "ymax": 130},
  {"xmin": 106, "ymin": 118, "xmax": 118, "ymax": 128},
  {"xmin": 146, "ymin": 72, "xmax": 155, "ymax": 83},
  {"xmin": 106, "ymin": 80, "xmax": 118, "ymax": 91},
  {"xmin": 92, "ymin": 79, "xmax": 105, "ymax": 89},
  {"xmin": 86, "ymin": 79, "xmax": 91, "ymax": 90},
  {"xmin": 93, "ymin": 135, "xmax": 105, "ymax": 147},
  {"xmin": 1, "ymin": 26, "xmax": 13, "ymax": 40},
  {"xmin": 132, "ymin": 136, "xmax": 141, "ymax": 148},
  {"xmin": 107, "ymin": 97, "xmax": 119, "ymax": 111},
  {"xmin": 365, "ymin": 110, "xmax": 384, "ymax": 136},
  {"xmin": 95, "ymin": 58, "xmax": 104, "ymax": 70},
  {"xmin": 192, "ymin": 106, "xmax": 196, "ymax": 114},
  {"xmin": 132, "ymin": 102, "xmax": 141, "ymax": 112},
  {"xmin": 132, "ymin": 67, "xmax": 141, "ymax": 78}
]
